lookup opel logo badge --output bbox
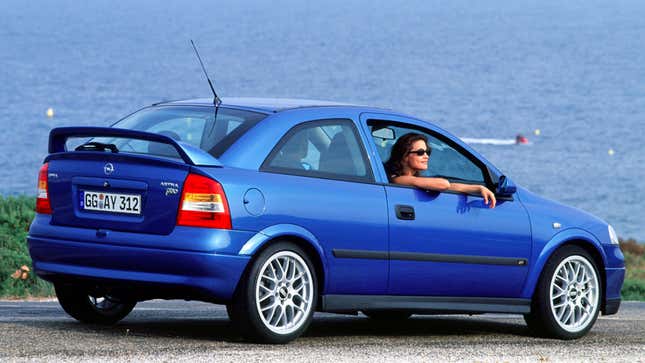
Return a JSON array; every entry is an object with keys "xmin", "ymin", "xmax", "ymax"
[{"xmin": 104, "ymin": 163, "xmax": 114, "ymax": 176}]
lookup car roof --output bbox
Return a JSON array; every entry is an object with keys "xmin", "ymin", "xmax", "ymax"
[{"xmin": 159, "ymin": 97, "xmax": 383, "ymax": 113}]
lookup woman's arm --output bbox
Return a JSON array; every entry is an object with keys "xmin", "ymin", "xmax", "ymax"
[
  {"xmin": 392, "ymin": 175, "xmax": 496, "ymax": 208},
  {"xmin": 391, "ymin": 175, "xmax": 451, "ymax": 191},
  {"xmin": 448, "ymin": 183, "xmax": 496, "ymax": 208}
]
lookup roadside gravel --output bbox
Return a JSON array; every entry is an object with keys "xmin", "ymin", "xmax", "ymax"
[{"xmin": 1, "ymin": 300, "xmax": 643, "ymax": 362}]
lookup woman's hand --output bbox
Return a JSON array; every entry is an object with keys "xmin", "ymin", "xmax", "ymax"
[{"xmin": 479, "ymin": 185, "xmax": 497, "ymax": 208}]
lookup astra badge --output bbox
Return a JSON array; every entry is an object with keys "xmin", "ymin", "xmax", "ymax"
[
  {"xmin": 104, "ymin": 163, "xmax": 115, "ymax": 176},
  {"xmin": 160, "ymin": 181, "xmax": 179, "ymax": 196}
]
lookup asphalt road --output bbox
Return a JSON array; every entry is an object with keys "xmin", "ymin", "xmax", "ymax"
[{"xmin": 1, "ymin": 300, "xmax": 643, "ymax": 362}]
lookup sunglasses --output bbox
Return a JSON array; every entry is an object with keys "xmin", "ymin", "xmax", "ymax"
[{"xmin": 407, "ymin": 148, "xmax": 432, "ymax": 156}]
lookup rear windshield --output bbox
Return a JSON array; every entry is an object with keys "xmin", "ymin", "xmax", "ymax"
[{"xmin": 108, "ymin": 106, "xmax": 266, "ymax": 158}]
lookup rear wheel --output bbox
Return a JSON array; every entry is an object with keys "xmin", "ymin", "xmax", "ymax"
[
  {"xmin": 55, "ymin": 285, "xmax": 136, "ymax": 325},
  {"xmin": 229, "ymin": 242, "xmax": 317, "ymax": 344},
  {"xmin": 524, "ymin": 245, "xmax": 601, "ymax": 339}
]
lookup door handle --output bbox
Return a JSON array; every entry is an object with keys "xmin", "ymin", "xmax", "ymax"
[{"xmin": 395, "ymin": 205, "xmax": 415, "ymax": 220}]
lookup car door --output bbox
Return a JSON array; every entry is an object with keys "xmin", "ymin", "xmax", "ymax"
[
  {"xmin": 260, "ymin": 118, "xmax": 389, "ymax": 295},
  {"xmin": 360, "ymin": 113, "xmax": 532, "ymax": 298}
]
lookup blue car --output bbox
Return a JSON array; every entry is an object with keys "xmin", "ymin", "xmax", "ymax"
[{"xmin": 28, "ymin": 98, "xmax": 625, "ymax": 343}]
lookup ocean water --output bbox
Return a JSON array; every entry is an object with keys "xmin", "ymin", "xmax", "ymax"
[{"xmin": 1, "ymin": 0, "xmax": 644, "ymax": 239}]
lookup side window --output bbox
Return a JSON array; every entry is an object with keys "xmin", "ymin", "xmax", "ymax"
[
  {"xmin": 369, "ymin": 122, "xmax": 485, "ymax": 184},
  {"xmin": 424, "ymin": 135, "xmax": 484, "ymax": 183},
  {"xmin": 262, "ymin": 119, "xmax": 374, "ymax": 183}
]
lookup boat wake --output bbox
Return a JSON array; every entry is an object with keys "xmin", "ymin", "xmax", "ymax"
[{"xmin": 460, "ymin": 138, "xmax": 520, "ymax": 146}]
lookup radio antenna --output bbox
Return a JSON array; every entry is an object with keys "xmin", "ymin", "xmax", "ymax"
[{"xmin": 190, "ymin": 40, "xmax": 222, "ymax": 107}]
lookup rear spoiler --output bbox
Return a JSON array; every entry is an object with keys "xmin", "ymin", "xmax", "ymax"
[{"xmin": 49, "ymin": 127, "xmax": 223, "ymax": 167}]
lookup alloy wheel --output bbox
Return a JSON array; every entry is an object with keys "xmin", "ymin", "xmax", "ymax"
[
  {"xmin": 88, "ymin": 295, "xmax": 120, "ymax": 312},
  {"xmin": 254, "ymin": 251, "xmax": 314, "ymax": 335},
  {"xmin": 549, "ymin": 255, "xmax": 599, "ymax": 333}
]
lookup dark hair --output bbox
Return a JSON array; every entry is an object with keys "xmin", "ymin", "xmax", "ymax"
[{"xmin": 384, "ymin": 132, "xmax": 428, "ymax": 181}]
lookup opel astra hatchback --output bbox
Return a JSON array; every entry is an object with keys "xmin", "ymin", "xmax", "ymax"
[{"xmin": 28, "ymin": 98, "xmax": 625, "ymax": 343}]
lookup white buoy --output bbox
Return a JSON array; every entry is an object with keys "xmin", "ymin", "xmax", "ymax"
[
  {"xmin": 608, "ymin": 148, "xmax": 615, "ymax": 156},
  {"xmin": 534, "ymin": 128, "xmax": 541, "ymax": 136},
  {"xmin": 46, "ymin": 108, "xmax": 54, "ymax": 118}
]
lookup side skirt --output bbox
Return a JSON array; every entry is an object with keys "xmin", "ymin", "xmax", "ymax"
[{"xmin": 322, "ymin": 295, "xmax": 531, "ymax": 314}]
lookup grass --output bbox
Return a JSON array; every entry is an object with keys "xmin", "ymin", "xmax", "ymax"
[
  {"xmin": 0, "ymin": 196, "xmax": 54, "ymax": 298},
  {"xmin": 0, "ymin": 196, "xmax": 644, "ymax": 301},
  {"xmin": 619, "ymin": 238, "xmax": 645, "ymax": 301}
]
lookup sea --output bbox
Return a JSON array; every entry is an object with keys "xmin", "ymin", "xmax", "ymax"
[{"xmin": 1, "ymin": 0, "xmax": 644, "ymax": 240}]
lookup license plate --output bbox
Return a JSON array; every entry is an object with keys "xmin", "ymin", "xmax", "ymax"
[{"xmin": 80, "ymin": 190, "xmax": 142, "ymax": 215}]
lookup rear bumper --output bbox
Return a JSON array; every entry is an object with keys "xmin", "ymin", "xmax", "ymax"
[{"xmin": 28, "ymin": 222, "xmax": 253, "ymax": 302}]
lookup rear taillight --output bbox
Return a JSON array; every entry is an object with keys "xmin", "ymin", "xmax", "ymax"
[
  {"xmin": 177, "ymin": 173, "xmax": 232, "ymax": 229},
  {"xmin": 36, "ymin": 163, "xmax": 52, "ymax": 214}
]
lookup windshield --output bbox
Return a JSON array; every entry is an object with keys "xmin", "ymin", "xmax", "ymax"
[{"xmin": 106, "ymin": 106, "xmax": 266, "ymax": 158}]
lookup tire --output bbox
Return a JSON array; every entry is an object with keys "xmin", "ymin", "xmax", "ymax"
[
  {"xmin": 362, "ymin": 310, "xmax": 412, "ymax": 320},
  {"xmin": 55, "ymin": 284, "xmax": 136, "ymax": 325},
  {"xmin": 229, "ymin": 242, "xmax": 318, "ymax": 344},
  {"xmin": 524, "ymin": 245, "xmax": 601, "ymax": 339}
]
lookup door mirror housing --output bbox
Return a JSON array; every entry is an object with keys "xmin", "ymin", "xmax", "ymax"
[{"xmin": 496, "ymin": 175, "xmax": 517, "ymax": 196}]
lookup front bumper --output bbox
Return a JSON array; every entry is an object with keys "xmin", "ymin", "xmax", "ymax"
[
  {"xmin": 603, "ymin": 266, "xmax": 625, "ymax": 316},
  {"xmin": 604, "ymin": 298, "xmax": 621, "ymax": 315}
]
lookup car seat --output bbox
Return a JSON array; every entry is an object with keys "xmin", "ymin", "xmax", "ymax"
[
  {"xmin": 272, "ymin": 132, "xmax": 309, "ymax": 170},
  {"xmin": 319, "ymin": 133, "xmax": 356, "ymax": 175}
]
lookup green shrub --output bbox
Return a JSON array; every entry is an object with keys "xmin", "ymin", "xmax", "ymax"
[
  {"xmin": 621, "ymin": 279, "xmax": 645, "ymax": 301},
  {"xmin": 0, "ymin": 196, "xmax": 54, "ymax": 298}
]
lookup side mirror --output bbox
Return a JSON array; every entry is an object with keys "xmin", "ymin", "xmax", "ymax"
[
  {"xmin": 496, "ymin": 175, "xmax": 517, "ymax": 196},
  {"xmin": 372, "ymin": 127, "xmax": 395, "ymax": 140}
]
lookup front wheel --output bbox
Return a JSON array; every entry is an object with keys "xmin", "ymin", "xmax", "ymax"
[
  {"xmin": 55, "ymin": 285, "xmax": 136, "ymax": 325},
  {"xmin": 524, "ymin": 245, "xmax": 601, "ymax": 339},
  {"xmin": 229, "ymin": 242, "xmax": 318, "ymax": 344}
]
